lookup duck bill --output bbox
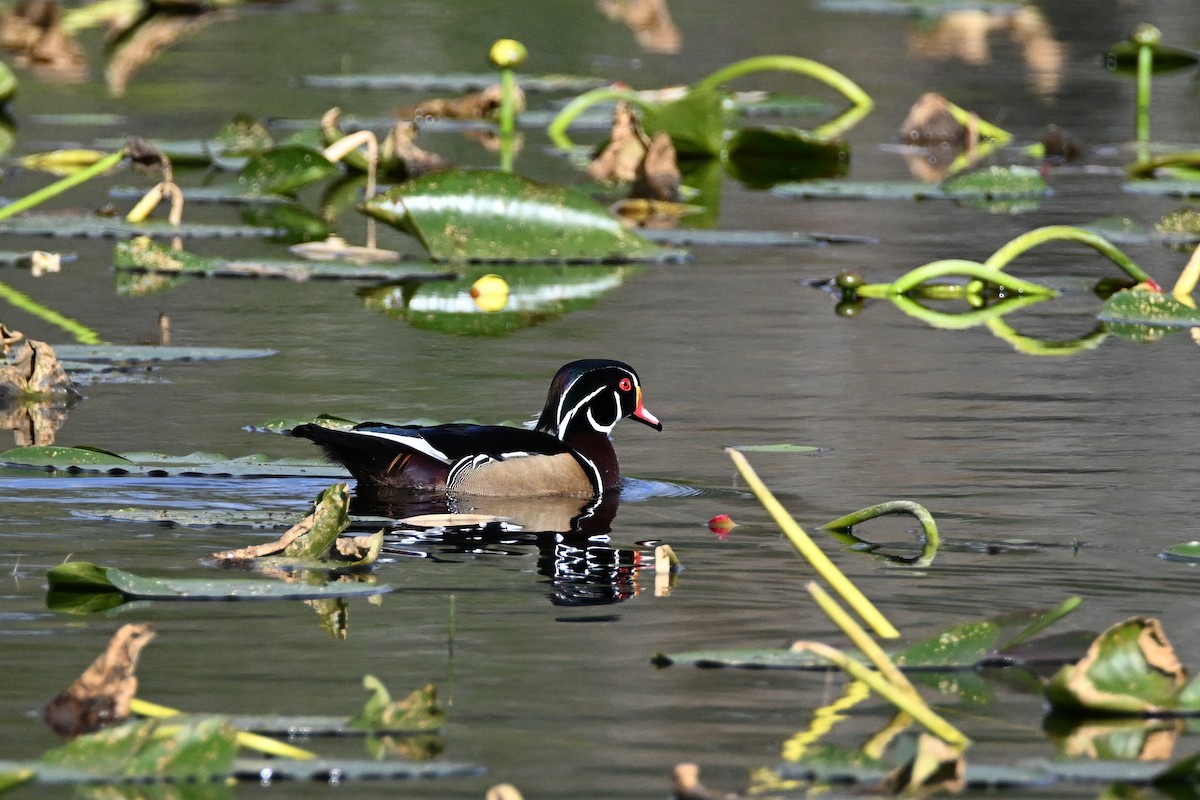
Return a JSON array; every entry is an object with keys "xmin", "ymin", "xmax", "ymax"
[{"xmin": 631, "ymin": 387, "xmax": 663, "ymax": 431}]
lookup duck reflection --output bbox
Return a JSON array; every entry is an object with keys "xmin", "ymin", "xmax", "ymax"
[{"xmin": 352, "ymin": 487, "xmax": 640, "ymax": 606}]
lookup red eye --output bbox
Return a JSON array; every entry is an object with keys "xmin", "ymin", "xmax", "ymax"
[{"xmin": 619, "ymin": 378, "xmax": 632, "ymax": 391}]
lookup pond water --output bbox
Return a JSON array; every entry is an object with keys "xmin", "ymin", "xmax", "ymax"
[{"xmin": 1, "ymin": 0, "xmax": 1198, "ymax": 797}]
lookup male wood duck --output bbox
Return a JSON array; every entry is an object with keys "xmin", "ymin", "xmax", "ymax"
[{"xmin": 290, "ymin": 359, "xmax": 661, "ymax": 497}]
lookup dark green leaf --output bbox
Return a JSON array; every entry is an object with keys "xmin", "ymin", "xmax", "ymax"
[
  {"xmin": 1100, "ymin": 285, "xmax": 1200, "ymax": 328},
  {"xmin": 236, "ymin": 144, "xmax": 340, "ymax": 196},
  {"xmin": 1161, "ymin": 541, "xmax": 1200, "ymax": 562},
  {"xmin": 640, "ymin": 88, "xmax": 726, "ymax": 157},
  {"xmin": 1105, "ymin": 40, "xmax": 1200, "ymax": 75},
  {"xmin": 40, "ymin": 718, "xmax": 237, "ymax": 780},
  {"xmin": 361, "ymin": 169, "xmax": 685, "ymax": 263},
  {"xmin": 725, "ymin": 126, "xmax": 849, "ymax": 186},
  {"xmin": 941, "ymin": 165, "xmax": 1049, "ymax": 199},
  {"xmin": 0, "ymin": 446, "xmax": 131, "ymax": 468},
  {"xmin": 0, "ymin": 214, "xmax": 278, "ymax": 239}
]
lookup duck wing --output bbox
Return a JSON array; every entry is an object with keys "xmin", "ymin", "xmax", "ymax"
[{"xmin": 291, "ymin": 422, "xmax": 575, "ymax": 491}]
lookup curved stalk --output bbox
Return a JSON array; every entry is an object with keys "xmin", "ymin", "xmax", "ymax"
[
  {"xmin": 546, "ymin": 86, "xmax": 653, "ymax": 150},
  {"xmin": 692, "ymin": 55, "xmax": 873, "ymax": 118},
  {"xmin": 823, "ymin": 501, "xmax": 939, "ymax": 564},
  {"xmin": 0, "ymin": 148, "xmax": 126, "ymax": 223},
  {"xmin": 726, "ymin": 447, "xmax": 899, "ymax": 639},
  {"xmin": 780, "ymin": 680, "xmax": 870, "ymax": 762},
  {"xmin": 984, "ymin": 225, "xmax": 1155, "ymax": 285},
  {"xmin": 807, "ymin": 582, "xmax": 918, "ymax": 697},
  {"xmin": 889, "ymin": 293, "xmax": 1049, "ymax": 331},
  {"xmin": 891, "ymin": 259, "xmax": 1057, "ymax": 297},
  {"xmin": 942, "ymin": 98, "xmax": 1012, "ymax": 144},
  {"xmin": 984, "ymin": 317, "xmax": 1109, "ymax": 356},
  {"xmin": 1172, "ymin": 243, "xmax": 1200, "ymax": 306}
]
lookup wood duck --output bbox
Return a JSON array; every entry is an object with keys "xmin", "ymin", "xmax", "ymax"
[{"xmin": 290, "ymin": 359, "xmax": 661, "ymax": 497}]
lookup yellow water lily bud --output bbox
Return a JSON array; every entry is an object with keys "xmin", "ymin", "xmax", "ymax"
[
  {"xmin": 470, "ymin": 274, "xmax": 509, "ymax": 311},
  {"xmin": 489, "ymin": 39, "xmax": 527, "ymax": 69}
]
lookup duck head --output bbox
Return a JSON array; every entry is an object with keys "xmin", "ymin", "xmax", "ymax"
[{"xmin": 535, "ymin": 359, "xmax": 662, "ymax": 441}]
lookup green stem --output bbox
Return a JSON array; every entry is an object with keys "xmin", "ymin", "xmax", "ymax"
[
  {"xmin": 790, "ymin": 641, "xmax": 969, "ymax": 747},
  {"xmin": 130, "ymin": 698, "xmax": 317, "ymax": 760},
  {"xmin": 498, "ymin": 68, "xmax": 516, "ymax": 172},
  {"xmin": 726, "ymin": 447, "xmax": 900, "ymax": 640},
  {"xmin": 1136, "ymin": 39, "xmax": 1152, "ymax": 144},
  {"xmin": 984, "ymin": 225, "xmax": 1154, "ymax": 285},
  {"xmin": 823, "ymin": 501, "xmax": 939, "ymax": 556},
  {"xmin": 942, "ymin": 98, "xmax": 1012, "ymax": 144},
  {"xmin": 984, "ymin": 317, "xmax": 1109, "ymax": 356},
  {"xmin": 692, "ymin": 55, "xmax": 873, "ymax": 116},
  {"xmin": 995, "ymin": 596, "xmax": 1081, "ymax": 652},
  {"xmin": 0, "ymin": 278, "xmax": 104, "ymax": 344},
  {"xmin": 891, "ymin": 259, "xmax": 1057, "ymax": 297},
  {"xmin": 0, "ymin": 148, "xmax": 126, "ymax": 223},
  {"xmin": 546, "ymin": 86, "xmax": 653, "ymax": 150},
  {"xmin": 889, "ymin": 293, "xmax": 1049, "ymax": 331}
]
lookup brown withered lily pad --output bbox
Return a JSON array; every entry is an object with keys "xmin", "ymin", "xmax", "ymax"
[
  {"xmin": 588, "ymin": 102, "xmax": 681, "ymax": 202},
  {"xmin": 410, "ymin": 83, "xmax": 525, "ymax": 121},
  {"xmin": 898, "ymin": 92, "xmax": 967, "ymax": 147},
  {"xmin": 0, "ymin": 325, "xmax": 79, "ymax": 400},
  {"xmin": 43, "ymin": 623, "xmax": 156, "ymax": 738}
]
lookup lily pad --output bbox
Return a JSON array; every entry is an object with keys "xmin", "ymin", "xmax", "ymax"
[
  {"xmin": 361, "ymin": 169, "xmax": 687, "ymax": 263},
  {"xmin": 1105, "ymin": 40, "xmax": 1200, "ymax": 75},
  {"xmin": 653, "ymin": 601, "xmax": 1087, "ymax": 670},
  {"xmin": 725, "ymin": 126, "xmax": 850, "ymax": 186},
  {"xmin": 0, "ymin": 214, "xmax": 279, "ymax": 239},
  {"xmin": 46, "ymin": 561, "xmax": 392, "ymax": 601},
  {"xmin": 303, "ymin": 72, "xmax": 606, "ymax": 92},
  {"xmin": 1161, "ymin": 541, "xmax": 1200, "ymax": 562},
  {"xmin": 0, "ymin": 447, "xmax": 346, "ymax": 478},
  {"xmin": 1045, "ymin": 617, "xmax": 1200, "ymax": 714},
  {"xmin": 1099, "ymin": 284, "xmax": 1200, "ymax": 327},
  {"xmin": 54, "ymin": 343, "xmax": 277, "ymax": 364},
  {"xmin": 114, "ymin": 237, "xmax": 458, "ymax": 281},
  {"xmin": 728, "ymin": 444, "xmax": 822, "ymax": 453},
  {"xmin": 1123, "ymin": 180, "xmax": 1200, "ymax": 198},
  {"xmin": 40, "ymin": 717, "xmax": 237, "ymax": 780},
  {"xmin": 773, "ymin": 167, "xmax": 1049, "ymax": 203},
  {"xmin": 941, "ymin": 165, "xmax": 1050, "ymax": 199},
  {"xmin": 235, "ymin": 144, "xmax": 340, "ymax": 196}
]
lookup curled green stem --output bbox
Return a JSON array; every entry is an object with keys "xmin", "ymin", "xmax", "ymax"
[
  {"xmin": 0, "ymin": 148, "xmax": 126, "ymax": 223},
  {"xmin": 693, "ymin": 55, "xmax": 872, "ymax": 117},
  {"xmin": 888, "ymin": 259, "xmax": 1057, "ymax": 297},
  {"xmin": 824, "ymin": 501, "xmax": 939, "ymax": 548},
  {"xmin": 546, "ymin": 86, "xmax": 652, "ymax": 150},
  {"xmin": 983, "ymin": 225, "xmax": 1154, "ymax": 285},
  {"xmin": 726, "ymin": 447, "xmax": 900, "ymax": 639},
  {"xmin": 889, "ymin": 293, "xmax": 1049, "ymax": 331}
]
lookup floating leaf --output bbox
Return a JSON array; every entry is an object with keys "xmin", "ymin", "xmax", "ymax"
[
  {"xmin": 1123, "ymin": 180, "xmax": 1200, "ymax": 198},
  {"xmin": 0, "ymin": 214, "xmax": 278, "ymax": 239},
  {"xmin": 55, "ymin": 343, "xmax": 277, "ymax": 364},
  {"xmin": 640, "ymin": 88, "xmax": 726, "ymax": 157},
  {"xmin": 114, "ymin": 236, "xmax": 456, "ymax": 281},
  {"xmin": 1045, "ymin": 617, "xmax": 1199, "ymax": 714},
  {"xmin": 941, "ymin": 165, "xmax": 1050, "ymax": 199},
  {"xmin": 654, "ymin": 602, "xmax": 1086, "ymax": 670},
  {"xmin": 1105, "ymin": 40, "xmax": 1200, "ymax": 75},
  {"xmin": 46, "ymin": 561, "xmax": 392, "ymax": 602},
  {"xmin": 772, "ymin": 179, "xmax": 946, "ymax": 201},
  {"xmin": 40, "ymin": 717, "xmax": 237, "ymax": 780},
  {"xmin": 361, "ymin": 169, "xmax": 686, "ymax": 263},
  {"xmin": 350, "ymin": 676, "xmax": 444, "ymax": 732},
  {"xmin": 1099, "ymin": 284, "xmax": 1200, "ymax": 328},
  {"xmin": 211, "ymin": 483, "xmax": 382, "ymax": 569},
  {"xmin": 1161, "ymin": 541, "xmax": 1200, "ymax": 562},
  {"xmin": 0, "ymin": 447, "xmax": 345, "ymax": 478},
  {"xmin": 725, "ymin": 126, "xmax": 849, "ymax": 186},
  {"xmin": 235, "ymin": 144, "xmax": 340, "ymax": 196}
]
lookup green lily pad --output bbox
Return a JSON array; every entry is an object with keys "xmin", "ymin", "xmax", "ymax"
[
  {"xmin": 1099, "ymin": 284, "xmax": 1200, "ymax": 328},
  {"xmin": 302, "ymin": 72, "xmax": 606, "ymax": 92},
  {"xmin": 54, "ymin": 344, "xmax": 277, "ymax": 364},
  {"xmin": 640, "ymin": 87, "xmax": 727, "ymax": 158},
  {"xmin": 1123, "ymin": 180, "xmax": 1200, "ymax": 198},
  {"xmin": 641, "ymin": 229, "xmax": 875, "ymax": 247},
  {"xmin": 109, "ymin": 184, "xmax": 293, "ymax": 205},
  {"xmin": 349, "ymin": 676, "xmax": 444, "ymax": 732},
  {"xmin": 772, "ymin": 180, "xmax": 949, "ymax": 200},
  {"xmin": 361, "ymin": 169, "xmax": 686, "ymax": 263},
  {"xmin": 41, "ymin": 717, "xmax": 237, "ymax": 780},
  {"xmin": 78, "ymin": 507, "xmax": 303, "ymax": 529},
  {"xmin": 0, "ymin": 447, "xmax": 346, "ymax": 478},
  {"xmin": 46, "ymin": 561, "xmax": 392, "ymax": 601},
  {"xmin": 654, "ymin": 600, "xmax": 1085, "ymax": 670},
  {"xmin": 1161, "ymin": 541, "xmax": 1200, "ymax": 562},
  {"xmin": 725, "ymin": 126, "xmax": 850, "ymax": 186},
  {"xmin": 0, "ymin": 214, "xmax": 279, "ymax": 239},
  {"xmin": 235, "ymin": 144, "xmax": 340, "ymax": 196},
  {"xmin": 1105, "ymin": 40, "xmax": 1200, "ymax": 75},
  {"xmin": 114, "ymin": 237, "xmax": 457, "ymax": 281},
  {"xmin": 941, "ymin": 165, "xmax": 1050, "ymax": 199},
  {"xmin": 1045, "ymin": 617, "xmax": 1200, "ymax": 714}
]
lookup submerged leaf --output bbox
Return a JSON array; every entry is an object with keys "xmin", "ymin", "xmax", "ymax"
[
  {"xmin": 46, "ymin": 561, "xmax": 392, "ymax": 602},
  {"xmin": 361, "ymin": 169, "xmax": 686, "ymax": 263}
]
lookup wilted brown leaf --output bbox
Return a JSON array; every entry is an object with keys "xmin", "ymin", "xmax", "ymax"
[
  {"xmin": 383, "ymin": 121, "xmax": 450, "ymax": 179},
  {"xmin": 878, "ymin": 733, "xmax": 965, "ymax": 794},
  {"xmin": 899, "ymin": 92, "xmax": 967, "ymax": 147},
  {"xmin": 410, "ymin": 83, "xmax": 525, "ymax": 121},
  {"xmin": 43, "ymin": 623, "xmax": 156, "ymax": 738}
]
